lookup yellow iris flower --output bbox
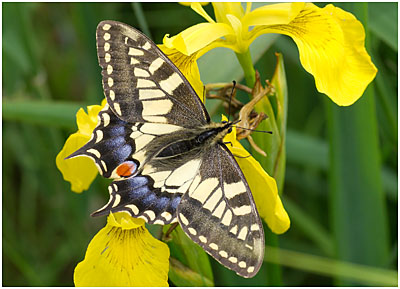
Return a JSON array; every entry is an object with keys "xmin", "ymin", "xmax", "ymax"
[{"xmin": 163, "ymin": 2, "xmax": 377, "ymax": 106}]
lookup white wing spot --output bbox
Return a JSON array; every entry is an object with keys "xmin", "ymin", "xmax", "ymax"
[
  {"xmin": 221, "ymin": 209, "xmax": 232, "ymax": 226},
  {"xmin": 212, "ymin": 201, "xmax": 226, "ymax": 219},
  {"xmin": 105, "ymin": 53, "xmax": 111, "ymax": 63},
  {"xmin": 113, "ymin": 103, "xmax": 122, "ymax": 116},
  {"xmin": 137, "ymin": 78, "xmax": 156, "ymax": 88},
  {"xmin": 87, "ymin": 148, "xmax": 101, "ymax": 158},
  {"xmin": 161, "ymin": 211, "xmax": 172, "ymax": 221},
  {"xmin": 159, "ymin": 72, "xmax": 184, "ymax": 94},
  {"xmin": 128, "ymin": 47, "xmax": 144, "ymax": 56},
  {"xmin": 251, "ymin": 224, "xmax": 260, "ymax": 231},
  {"xmin": 112, "ymin": 194, "xmax": 121, "ymax": 207},
  {"xmin": 199, "ymin": 235, "xmax": 207, "ymax": 243},
  {"xmin": 102, "ymin": 113, "xmax": 110, "ymax": 127},
  {"xmin": 224, "ymin": 181, "xmax": 247, "ymax": 199},
  {"xmin": 103, "ymin": 33, "xmax": 111, "ymax": 41},
  {"xmin": 219, "ymin": 250, "xmax": 228, "ymax": 258},
  {"xmin": 154, "ymin": 220, "xmax": 165, "ymax": 225},
  {"xmin": 124, "ymin": 37, "xmax": 128, "ymax": 44},
  {"xmin": 140, "ymin": 123, "xmax": 181, "ymax": 134},
  {"xmin": 232, "ymin": 205, "xmax": 252, "ymax": 216},
  {"xmin": 104, "ymin": 42, "xmax": 110, "ymax": 52},
  {"xmin": 238, "ymin": 261, "xmax": 246, "ymax": 268},
  {"xmin": 108, "ymin": 77, "xmax": 114, "ymax": 87},
  {"xmin": 142, "ymin": 41, "xmax": 152, "ymax": 50},
  {"xmin": 188, "ymin": 227, "xmax": 197, "ymax": 235},
  {"xmin": 209, "ymin": 243, "xmax": 219, "ymax": 250},
  {"xmin": 134, "ymin": 67, "xmax": 150, "ymax": 78},
  {"xmin": 102, "ymin": 24, "xmax": 111, "ymax": 30},
  {"xmin": 238, "ymin": 226, "xmax": 248, "ymax": 241},
  {"xmin": 138, "ymin": 89, "xmax": 165, "ymax": 100},
  {"xmin": 144, "ymin": 210, "xmax": 156, "ymax": 221},
  {"xmin": 126, "ymin": 204, "xmax": 139, "ymax": 215},
  {"xmin": 130, "ymin": 57, "xmax": 139, "ymax": 65},
  {"xmin": 100, "ymin": 160, "xmax": 107, "ymax": 172},
  {"xmin": 228, "ymin": 256, "xmax": 238, "ymax": 263},
  {"xmin": 247, "ymin": 266, "xmax": 255, "ymax": 273},
  {"xmin": 142, "ymin": 99, "xmax": 173, "ymax": 116},
  {"xmin": 95, "ymin": 130, "xmax": 103, "ymax": 143},
  {"xmin": 109, "ymin": 90, "xmax": 115, "ymax": 101},
  {"xmin": 229, "ymin": 225, "xmax": 238, "ymax": 235},
  {"xmin": 149, "ymin": 58, "xmax": 164, "ymax": 74},
  {"xmin": 107, "ymin": 65, "xmax": 113, "ymax": 75},
  {"xmin": 179, "ymin": 213, "xmax": 189, "ymax": 226}
]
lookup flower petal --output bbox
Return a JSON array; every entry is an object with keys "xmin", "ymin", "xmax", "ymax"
[
  {"xmin": 74, "ymin": 214, "xmax": 169, "ymax": 287},
  {"xmin": 222, "ymin": 115, "xmax": 290, "ymax": 234},
  {"xmin": 212, "ymin": 2, "xmax": 245, "ymax": 25},
  {"xmin": 247, "ymin": 3, "xmax": 377, "ymax": 105},
  {"xmin": 163, "ymin": 22, "xmax": 233, "ymax": 56},
  {"xmin": 56, "ymin": 132, "xmax": 98, "ymax": 193},
  {"xmin": 242, "ymin": 2, "xmax": 304, "ymax": 27}
]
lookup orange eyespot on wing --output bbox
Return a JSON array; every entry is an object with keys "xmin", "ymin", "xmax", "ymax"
[{"xmin": 116, "ymin": 161, "xmax": 138, "ymax": 177}]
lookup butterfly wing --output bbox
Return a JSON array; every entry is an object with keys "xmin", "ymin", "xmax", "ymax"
[
  {"xmin": 177, "ymin": 144, "xmax": 265, "ymax": 278},
  {"xmin": 96, "ymin": 20, "xmax": 209, "ymax": 127}
]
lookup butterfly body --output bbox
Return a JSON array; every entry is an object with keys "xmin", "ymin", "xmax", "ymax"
[{"xmin": 67, "ymin": 20, "xmax": 265, "ymax": 278}]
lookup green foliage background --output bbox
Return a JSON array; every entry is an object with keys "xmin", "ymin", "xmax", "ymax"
[{"xmin": 2, "ymin": 2, "xmax": 397, "ymax": 286}]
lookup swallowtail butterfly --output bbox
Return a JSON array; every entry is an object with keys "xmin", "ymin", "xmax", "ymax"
[{"xmin": 67, "ymin": 20, "xmax": 265, "ymax": 278}]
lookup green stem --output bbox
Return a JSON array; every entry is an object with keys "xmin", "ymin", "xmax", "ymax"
[{"xmin": 235, "ymin": 50, "xmax": 256, "ymax": 87}]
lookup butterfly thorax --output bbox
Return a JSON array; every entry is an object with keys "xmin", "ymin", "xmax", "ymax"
[{"xmin": 154, "ymin": 122, "xmax": 233, "ymax": 160}]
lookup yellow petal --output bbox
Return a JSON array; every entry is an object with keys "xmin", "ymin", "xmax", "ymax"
[
  {"xmin": 163, "ymin": 22, "xmax": 233, "ymax": 56},
  {"xmin": 159, "ymin": 44, "xmax": 205, "ymax": 99},
  {"xmin": 74, "ymin": 214, "xmax": 169, "ymax": 287},
  {"xmin": 190, "ymin": 3, "xmax": 215, "ymax": 24},
  {"xmin": 77, "ymin": 101, "xmax": 105, "ymax": 136},
  {"xmin": 242, "ymin": 2, "xmax": 304, "ymax": 27},
  {"xmin": 56, "ymin": 132, "xmax": 98, "ymax": 193},
  {"xmin": 247, "ymin": 3, "xmax": 377, "ymax": 106},
  {"xmin": 212, "ymin": 2, "xmax": 245, "ymax": 25},
  {"xmin": 222, "ymin": 115, "xmax": 290, "ymax": 234}
]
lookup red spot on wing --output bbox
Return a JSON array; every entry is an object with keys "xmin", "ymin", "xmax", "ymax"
[{"xmin": 116, "ymin": 161, "xmax": 137, "ymax": 177}]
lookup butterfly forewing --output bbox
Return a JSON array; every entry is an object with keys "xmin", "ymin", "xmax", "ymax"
[
  {"xmin": 96, "ymin": 20, "xmax": 209, "ymax": 127},
  {"xmin": 177, "ymin": 145, "xmax": 265, "ymax": 278}
]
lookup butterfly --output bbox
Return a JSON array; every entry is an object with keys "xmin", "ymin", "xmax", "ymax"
[{"xmin": 67, "ymin": 20, "xmax": 265, "ymax": 278}]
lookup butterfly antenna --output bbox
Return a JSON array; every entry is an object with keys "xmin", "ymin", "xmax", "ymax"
[
  {"xmin": 235, "ymin": 126, "xmax": 273, "ymax": 134},
  {"xmin": 228, "ymin": 81, "xmax": 236, "ymax": 121}
]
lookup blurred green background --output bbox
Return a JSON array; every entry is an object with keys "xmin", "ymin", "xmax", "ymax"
[{"xmin": 2, "ymin": 2, "xmax": 397, "ymax": 286}]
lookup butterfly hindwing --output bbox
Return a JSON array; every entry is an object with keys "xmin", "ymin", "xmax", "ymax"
[
  {"xmin": 177, "ymin": 145, "xmax": 265, "ymax": 278},
  {"xmin": 96, "ymin": 20, "xmax": 209, "ymax": 127},
  {"xmin": 92, "ymin": 157, "xmax": 203, "ymax": 225}
]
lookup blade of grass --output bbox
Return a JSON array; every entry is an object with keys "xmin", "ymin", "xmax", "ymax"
[
  {"xmin": 264, "ymin": 246, "xmax": 398, "ymax": 286},
  {"xmin": 131, "ymin": 2, "xmax": 152, "ymax": 39},
  {"xmin": 325, "ymin": 3, "xmax": 390, "ymax": 285}
]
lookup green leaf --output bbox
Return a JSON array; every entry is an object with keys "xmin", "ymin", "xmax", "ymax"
[
  {"xmin": 165, "ymin": 226, "xmax": 214, "ymax": 286},
  {"xmin": 368, "ymin": 2, "xmax": 398, "ymax": 51},
  {"xmin": 3, "ymin": 100, "xmax": 82, "ymax": 129}
]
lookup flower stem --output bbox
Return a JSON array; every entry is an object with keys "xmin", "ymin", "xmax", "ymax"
[{"xmin": 235, "ymin": 50, "xmax": 256, "ymax": 88}]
